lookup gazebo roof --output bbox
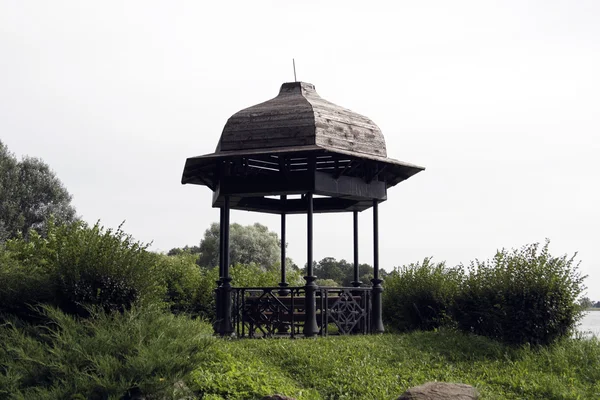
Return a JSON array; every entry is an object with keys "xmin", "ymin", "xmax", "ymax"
[
  {"xmin": 182, "ymin": 82, "xmax": 424, "ymax": 213},
  {"xmin": 219, "ymin": 81, "xmax": 388, "ymax": 158}
]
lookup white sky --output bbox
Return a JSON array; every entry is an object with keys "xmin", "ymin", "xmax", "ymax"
[{"xmin": 1, "ymin": 1, "xmax": 599, "ymax": 298}]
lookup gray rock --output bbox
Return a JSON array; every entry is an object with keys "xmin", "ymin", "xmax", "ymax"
[{"xmin": 397, "ymin": 382, "xmax": 479, "ymax": 400}]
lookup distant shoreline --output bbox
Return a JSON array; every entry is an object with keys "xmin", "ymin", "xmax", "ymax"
[{"xmin": 586, "ymin": 308, "xmax": 600, "ymax": 312}]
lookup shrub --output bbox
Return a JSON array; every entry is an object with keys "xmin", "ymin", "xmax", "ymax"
[
  {"xmin": 0, "ymin": 305, "xmax": 213, "ymax": 399},
  {"xmin": 315, "ymin": 278, "xmax": 340, "ymax": 287},
  {"xmin": 213, "ymin": 262, "xmax": 304, "ymax": 288},
  {"xmin": 158, "ymin": 252, "xmax": 215, "ymax": 317},
  {"xmin": 383, "ymin": 258, "xmax": 463, "ymax": 332},
  {"xmin": 0, "ymin": 221, "xmax": 165, "ymax": 319},
  {"xmin": 453, "ymin": 240, "xmax": 586, "ymax": 346},
  {"xmin": 0, "ymin": 249, "xmax": 55, "ymax": 321}
]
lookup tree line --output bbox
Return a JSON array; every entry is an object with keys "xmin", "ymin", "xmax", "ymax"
[{"xmin": 168, "ymin": 223, "xmax": 384, "ymax": 287}]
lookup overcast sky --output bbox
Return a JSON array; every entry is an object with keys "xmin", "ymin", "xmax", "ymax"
[{"xmin": 1, "ymin": 1, "xmax": 598, "ymax": 298}]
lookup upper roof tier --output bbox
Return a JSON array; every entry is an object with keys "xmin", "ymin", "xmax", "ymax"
[
  {"xmin": 182, "ymin": 82, "xmax": 424, "ymax": 202},
  {"xmin": 218, "ymin": 82, "xmax": 388, "ymax": 158}
]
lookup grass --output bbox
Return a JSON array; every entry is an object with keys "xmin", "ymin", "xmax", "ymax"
[
  {"xmin": 0, "ymin": 306, "xmax": 214, "ymax": 399},
  {"xmin": 2, "ymin": 310, "xmax": 599, "ymax": 399},
  {"xmin": 190, "ymin": 329, "xmax": 600, "ymax": 400}
]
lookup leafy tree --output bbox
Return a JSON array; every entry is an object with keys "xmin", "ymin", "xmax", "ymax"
[
  {"xmin": 196, "ymin": 222, "xmax": 284, "ymax": 270},
  {"xmin": 579, "ymin": 297, "xmax": 594, "ymax": 309},
  {"xmin": 313, "ymin": 257, "xmax": 374, "ymax": 286},
  {"xmin": 0, "ymin": 140, "xmax": 76, "ymax": 241},
  {"xmin": 167, "ymin": 245, "xmax": 201, "ymax": 257},
  {"xmin": 595, "ymin": 301, "xmax": 600, "ymax": 308}
]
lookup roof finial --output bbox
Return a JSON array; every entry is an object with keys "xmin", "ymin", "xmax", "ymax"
[{"xmin": 293, "ymin": 59, "xmax": 297, "ymax": 82}]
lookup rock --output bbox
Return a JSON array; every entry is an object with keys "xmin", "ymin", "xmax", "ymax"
[
  {"xmin": 397, "ymin": 382, "xmax": 479, "ymax": 400},
  {"xmin": 261, "ymin": 395, "xmax": 297, "ymax": 400},
  {"xmin": 172, "ymin": 380, "xmax": 195, "ymax": 400}
]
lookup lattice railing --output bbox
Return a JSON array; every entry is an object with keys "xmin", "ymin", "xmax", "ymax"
[{"xmin": 231, "ymin": 286, "xmax": 371, "ymax": 338}]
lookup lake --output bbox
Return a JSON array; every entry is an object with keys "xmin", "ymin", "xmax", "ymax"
[{"xmin": 578, "ymin": 311, "xmax": 600, "ymax": 338}]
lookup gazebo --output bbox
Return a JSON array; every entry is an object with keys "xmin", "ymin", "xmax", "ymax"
[{"xmin": 182, "ymin": 82, "xmax": 424, "ymax": 337}]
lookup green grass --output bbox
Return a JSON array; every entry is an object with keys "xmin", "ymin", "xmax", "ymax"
[
  {"xmin": 190, "ymin": 329, "xmax": 600, "ymax": 400},
  {"xmin": 3, "ymin": 310, "xmax": 599, "ymax": 399}
]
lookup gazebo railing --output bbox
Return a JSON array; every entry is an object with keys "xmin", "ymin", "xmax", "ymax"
[{"xmin": 231, "ymin": 286, "xmax": 372, "ymax": 338}]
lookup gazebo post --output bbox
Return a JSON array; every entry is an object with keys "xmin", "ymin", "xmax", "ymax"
[
  {"xmin": 303, "ymin": 192, "xmax": 319, "ymax": 337},
  {"xmin": 278, "ymin": 195, "xmax": 289, "ymax": 296},
  {"xmin": 371, "ymin": 199, "xmax": 384, "ymax": 333},
  {"xmin": 213, "ymin": 206, "xmax": 225, "ymax": 334},
  {"xmin": 219, "ymin": 195, "xmax": 233, "ymax": 336},
  {"xmin": 352, "ymin": 210, "xmax": 361, "ymax": 288}
]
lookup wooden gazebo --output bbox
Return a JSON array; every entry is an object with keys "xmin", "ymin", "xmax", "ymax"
[{"xmin": 182, "ymin": 82, "xmax": 424, "ymax": 337}]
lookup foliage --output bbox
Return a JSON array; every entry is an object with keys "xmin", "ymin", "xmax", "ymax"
[
  {"xmin": 167, "ymin": 245, "xmax": 201, "ymax": 257},
  {"xmin": 3, "ymin": 312, "xmax": 599, "ymax": 400},
  {"xmin": 196, "ymin": 222, "xmax": 286, "ymax": 269},
  {"xmin": 0, "ymin": 248, "xmax": 55, "ymax": 321},
  {"xmin": 315, "ymin": 278, "xmax": 339, "ymax": 287},
  {"xmin": 453, "ymin": 240, "xmax": 586, "ymax": 346},
  {"xmin": 157, "ymin": 253, "xmax": 214, "ymax": 317},
  {"xmin": 189, "ymin": 329, "xmax": 600, "ymax": 399},
  {"xmin": 204, "ymin": 262, "xmax": 304, "ymax": 289},
  {"xmin": 158, "ymin": 253, "xmax": 305, "ymax": 319},
  {"xmin": 0, "ymin": 221, "xmax": 165, "ymax": 319},
  {"xmin": 579, "ymin": 296, "xmax": 594, "ymax": 309},
  {"xmin": 313, "ymin": 257, "xmax": 374, "ymax": 287},
  {"xmin": 0, "ymin": 305, "xmax": 213, "ymax": 399},
  {"xmin": 0, "ymin": 140, "xmax": 76, "ymax": 242},
  {"xmin": 383, "ymin": 258, "xmax": 463, "ymax": 332}
]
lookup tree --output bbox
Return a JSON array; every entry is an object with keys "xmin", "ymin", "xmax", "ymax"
[
  {"xmin": 0, "ymin": 140, "xmax": 76, "ymax": 241},
  {"xmin": 579, "ymin": 297, "xmax": 593, "ymax": 310},
  {"xmin": 196, "ymin": 222, "xmax": 285, "ymax": 270},
  {"xmin": 167, "ymin": 245, "xmax": 201, "ymax": 257},
  {"xmin": 313, "ymin": 257, "xmax": 374, "ymax": 286}
]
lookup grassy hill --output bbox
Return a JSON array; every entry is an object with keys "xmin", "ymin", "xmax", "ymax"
[
  {"xmin": 193, "ymin": 327, "xmax": 600, "ymax": 400},
  {"xmin": 4, "ymin": 307, "xmax": 598, "ymax": 399}
]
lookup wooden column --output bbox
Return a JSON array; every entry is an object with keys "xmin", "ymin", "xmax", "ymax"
[
  {"xmin": 303, "ymin": 192, "xmax": 319, "ymax": 337},
  {"xmin": 278, "ymin": 195, "xmax": 290, "ymax": 296},
  {"xmin": 371, "ymin": 199, "xmax": 384, "ymax": 333},
  {"xmin": 352, "ymin": 210, "xmax": 361, "ymax": 287},
  {"xmin": 218, "ymin": 195, "xmax": 233, "ymax": 336}
]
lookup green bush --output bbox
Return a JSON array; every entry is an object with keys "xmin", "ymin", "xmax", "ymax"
[
  {"xmin": 158, "ymin": 252, "xmax": 215, "ymax": 317},
  {"xmin": 453, "ymin": 240, "xmax": 586, "ymax": 346},
  {"xmin": 383, "ymin": 258, "xmax": 463, "ymax": 332},
  {"xmin": 208, "ymin": 262, "xmax": 304, "ymax": 288},
  {"xmin": 0, "ymin": 221, "xmax": 165, "ymax": 319},
  {"xmin": 0, "ymin": 249, "xmax": 54, "ymax": 320},
  {"xmin": 0, "ymin": 305, "xmax": 213, "ymax": 399}
]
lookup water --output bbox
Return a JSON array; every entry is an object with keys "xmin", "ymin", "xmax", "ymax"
[{"xmin": 578, "ymin": 311, "xmax": 600, "ymax": 338}]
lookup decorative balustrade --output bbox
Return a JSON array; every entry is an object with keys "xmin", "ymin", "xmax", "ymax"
[{"xmin": 231, "ymin": 286, "xmax": 372, "ymax": 338}]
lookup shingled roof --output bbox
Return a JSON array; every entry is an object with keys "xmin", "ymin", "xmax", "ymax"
[
  {"xmin": 182, "ymin": 82, "xmax": 424, "ymax": 195},
  {"xmin": 218, "ymin": 81, "xmax": 388, "ymax": 158}
]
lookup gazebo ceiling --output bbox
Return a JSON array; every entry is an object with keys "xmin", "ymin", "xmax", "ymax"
[{"xmin": 182, "ymin": 82, "xmax": 424, "ymax": 213}]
